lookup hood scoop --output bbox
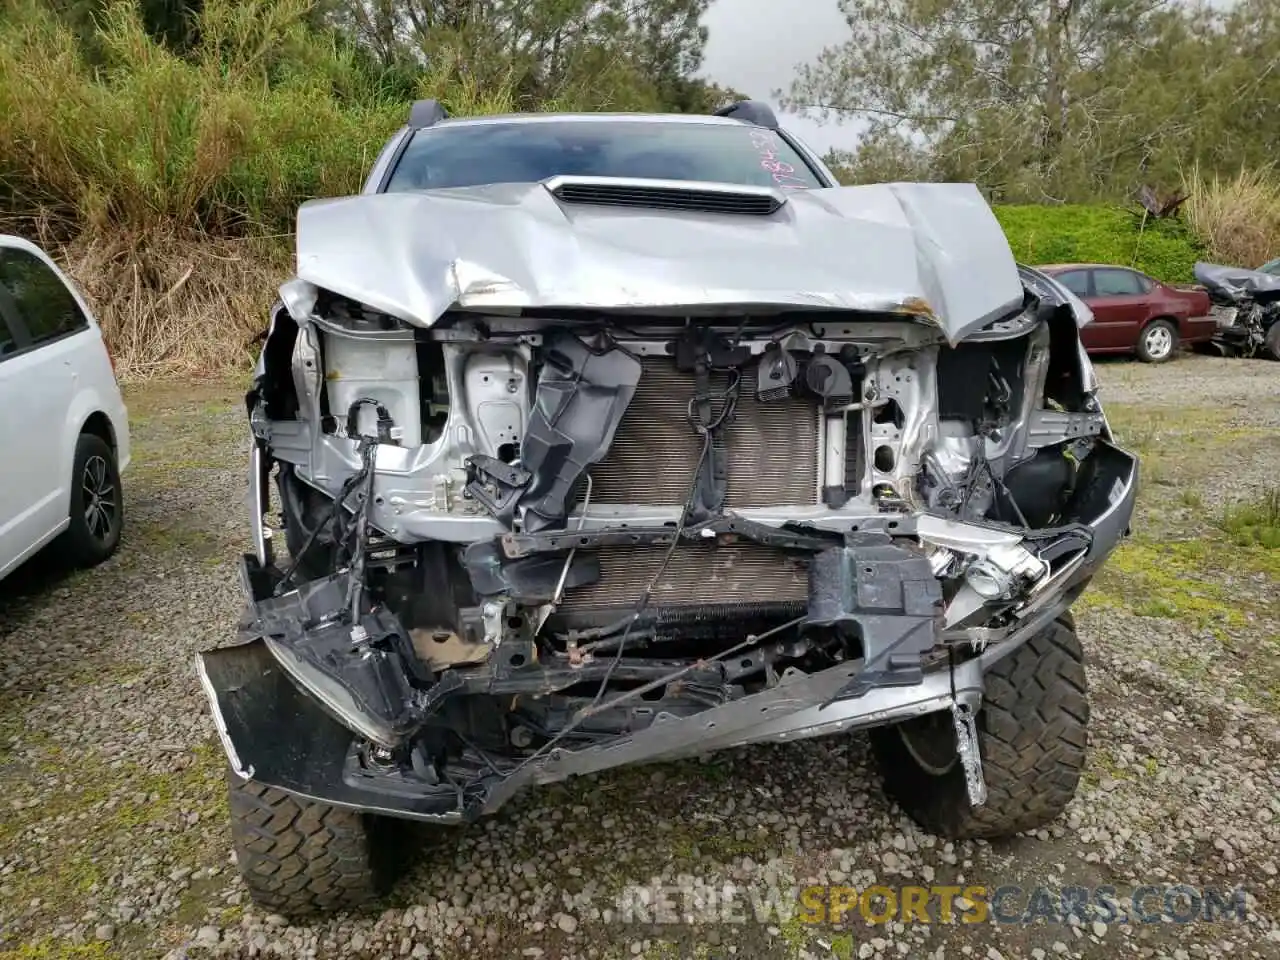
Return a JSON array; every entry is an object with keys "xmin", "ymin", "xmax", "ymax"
[{"xmin": 543, "ymin": 175, "xmax": 786, "ymax": 216}]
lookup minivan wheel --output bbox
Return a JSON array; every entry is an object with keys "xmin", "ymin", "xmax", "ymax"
[
  {"xmin": 60, "ymin": 432, "xmax": 122, "ymax": 567},
  {"xmin": 1135, "ymin": 318, "xmax": 1178, "ymax": 363},
  {"xmin": 869, "ymin": 618, "xmax": 1088, "ymax": 840},
  {"xmin": 227, "ymin": 772, "xmax": 399, "ymax": 918}
]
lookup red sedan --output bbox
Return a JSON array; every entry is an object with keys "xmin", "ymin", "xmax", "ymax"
[{"xmin": 1038, "ymin": 263, "xmax": 1217, "ymax": 362}]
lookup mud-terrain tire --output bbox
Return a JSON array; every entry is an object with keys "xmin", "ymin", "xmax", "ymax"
[
  {"xmin": 870, "ymin": 617, "xmax": 1088, "ymax": 840},
  {"xmin": 1264, "ymin": 322, "xmax": 1280, "ymax": 361},
  {"xmin": 1135, "ymin": 318, "xmax": 1178, "ymax": 363},
  {"xmin": 227, "ymin": 772, "xmax": 396, "ymax": 917}
]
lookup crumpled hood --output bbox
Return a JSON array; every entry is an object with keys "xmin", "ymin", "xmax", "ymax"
[
  {"xmin": 1194, "ymin": 261, "xmax": 1280, "ymax": 298},
  {"xmin": 293, "ymin": 179, "xmax": 1026, "ymax": 345}
]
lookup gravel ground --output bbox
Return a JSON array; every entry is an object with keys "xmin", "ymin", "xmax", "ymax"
[{"xmin": 1, "ymin": 355, "xmax": 1278, "ymax": 960}]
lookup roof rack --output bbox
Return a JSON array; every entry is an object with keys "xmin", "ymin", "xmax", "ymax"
[
  {"xmin": 713, "ymin": 100, "xmax": 779, "ymax": 130},
  {"xmin": 409, "ymin": 99, "xmax": 448, "ymax": 129}
]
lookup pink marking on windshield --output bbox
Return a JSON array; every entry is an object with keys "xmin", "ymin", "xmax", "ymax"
[{"xmin": 748, "ymin": 130, "xmax": 811, "ymax": 190}]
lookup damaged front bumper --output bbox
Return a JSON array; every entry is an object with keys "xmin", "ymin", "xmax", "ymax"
[{"xmin": 198, "ymin": 440, "xmax": 1136, "ymax": 825}]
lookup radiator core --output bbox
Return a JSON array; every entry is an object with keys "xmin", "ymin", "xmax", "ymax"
[
  {"xmin": 558, "ymin": 542, "xmax": 810, "ymax": 611},
  {"xmin": 588, "ymin": 357, "xmax": 821, "ymax": 508}
]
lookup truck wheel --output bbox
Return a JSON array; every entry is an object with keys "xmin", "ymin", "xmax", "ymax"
[
  {"xmin": 1264, "ymin": 323, "xmax": 1280, "ymax": 361},
  {"xmin": 227, "ymin": 772, "xmax": 396, "ymax": 917},
  {"xmin": 870, "ymin": 618, "xmax": 1088, "ymax": 840},
  {"xmin": 1135, "ymin": 318, "xmax": 1178, "ymax": 363}
]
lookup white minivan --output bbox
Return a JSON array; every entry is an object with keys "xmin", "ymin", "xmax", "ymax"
[{"xmin": 0, "ymin": 235, "xmax": 130, "ymax": 581}]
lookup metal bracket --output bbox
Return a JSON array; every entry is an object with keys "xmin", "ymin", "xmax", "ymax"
[
  {"xmin": 950, "ymin": 701, "xmax": 987, "ymax": 807},
  {"xmin": 248, "ymin": 441, "xmax": 274, "ymax": 568}
]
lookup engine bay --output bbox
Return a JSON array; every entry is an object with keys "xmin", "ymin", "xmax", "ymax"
[{"xmin": 232, "ymin": 276, "xmax": 1132, "ymax": 815}]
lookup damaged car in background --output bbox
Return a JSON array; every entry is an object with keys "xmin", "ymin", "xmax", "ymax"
[
  {"xmin": 197, "ymin": 100, "xmax": 1139, "ymax": 916},
  {"xmin": 1194, "ymin": 260, "xmax": 1280, "ymax": 360}
]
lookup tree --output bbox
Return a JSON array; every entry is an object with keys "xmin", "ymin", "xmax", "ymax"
[
  {"xmin": 780, "ymin": 0, "xmax": 1274, "ymax": 202},
  {"xmin": 48, "ymin": 0, "xmax": 204, "ymax": 54},
  {"xmin": 317, "ymin": 0, "xmax": 719, "ymax": 113}
]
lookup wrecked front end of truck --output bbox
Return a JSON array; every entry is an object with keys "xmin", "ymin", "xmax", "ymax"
[{"xmin": 200, "ymin": 179, "xmax": 1136, "ymax": 841}]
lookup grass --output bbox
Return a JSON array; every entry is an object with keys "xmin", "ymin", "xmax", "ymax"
[
  {"xmin": 997, "ymin": 169, "xmax": 1280, "ymax": 280},
  {"xmin": 53, "ymin": 230, "xmax": 286, "ymax": 378},
  {"xmin": 1077, "ymin": 396, "xmax": 1280, "ymax": 713},
  {"xmin": 0, "ymin": 736, "xmax": 228, "ymax": 927},
  {"xmin": 1095, "ymin": 540, "xmax": 1250, "ymax": 629},
  {"xmin": 1085, "ymin": 532, "xmax": 1280, "ymax": 712},
  {"xmin": 1101, "ymin": 403, "xmax": 1241, "ymax": 495},
  {"xmin": 1217, "ymin": 486, "xmax": 1280, "ymax": 548},
  {"xmin": 1183, "ymin": 165, "xmax": 1280, "ymax": 269},
  {"xmin": 0, "ymin": 944, "xmax": 115, "ymax": 960},
  {"xmin": 0, "ymin": 0, "xmax": 527, "ymax": 378},
  {"xmin": 0, "ymin": 0, "xmax": 421, "ymax": 237}
]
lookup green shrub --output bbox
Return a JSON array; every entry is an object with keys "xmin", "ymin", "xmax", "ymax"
[{"xmin": 995, "ymin": 205, "xmax": 1204, "ymax": 283}]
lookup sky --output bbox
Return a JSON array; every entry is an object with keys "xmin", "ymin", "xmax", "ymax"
[{"xmin": 700, "ymin": 0, "xmax": 861, "ymax": 156}]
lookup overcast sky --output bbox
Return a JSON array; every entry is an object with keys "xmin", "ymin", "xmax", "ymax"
[{"xmin": 700, "ymin": 0, "xmax": 860, "ymax": 156}]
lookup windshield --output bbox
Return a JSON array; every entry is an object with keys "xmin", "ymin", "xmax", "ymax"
[
  {"xmin": 1259, "ymin": 257, "xmax": 1280, "ymax": 275},
  {"xmin": 383, "ymin": 120, "xmax": 824, "ymax": 193}
]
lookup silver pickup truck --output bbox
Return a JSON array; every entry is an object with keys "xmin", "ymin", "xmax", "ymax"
[{"xmin": 198, "ymin": 100, "xmax": 1138, "ymax": 917}]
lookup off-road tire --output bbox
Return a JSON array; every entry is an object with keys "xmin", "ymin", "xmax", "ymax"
[
  {"xmin": 227, "ymin": 772, "xmax": 395, "ymax": 917},
  {"xmin": 1264, "ymin": 322, "xmax": 1280, "ymax": 361},
  {"xmin": 870, "ymin": 617, "xmax": 1088, "ymax": 840},
  {"xmin": 1135, "ymin": 318, "xmax": 1178, "ymax": 363},
  {"xmin": 60, "ymin": 432, "xmax": 123, "ymax": 568}
]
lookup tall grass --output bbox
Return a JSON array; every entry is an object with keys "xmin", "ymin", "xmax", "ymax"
[
  {"xmin": 46, "ymin": 231, "xmax": 288, "ymax": 378},
  {"xmin": 0, "ymin": 0, "xmax": 524, "ymax": 374},
  {"xmin": 1183, "ymin": 166, "xmax": 1280, "ymax": 268},
  {"xmin": 0, "ymin": 0, "xmax": 396, "ymax": 235}
]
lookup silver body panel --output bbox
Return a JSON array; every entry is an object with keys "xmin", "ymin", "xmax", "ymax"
[{"xmin": 294, "ymin": 179, "xmax": 1025, "ymax": 347}]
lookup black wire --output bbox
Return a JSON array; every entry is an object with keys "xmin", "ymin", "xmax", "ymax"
[
  {"xmin": 576, "ymin": 613, "xmax": 806, "ymax": 723},
  {"xmin": 450, "ymin": 731, "xmax": 510, "ymax": 777},
  {"xmin": 275, "ymin": 512, "xmax": 326, "ymax": 595},
  {"xmin": 485, "ymin": 357, "xmax": 745, "ymax": 782},
  {"xmin": 278, "ymin": 396, "xmax": 386, "ymax": 611},
  {"xmin": 584, "ymin": 367, "xmax": 743, "ymax": 707},
  {"xmin": 275, "ymin": 462, "xmax": 372, "ymax": 595},
  {"xmin": 344, "ymin": 440, "xmax": 379, "ymax": 622}
]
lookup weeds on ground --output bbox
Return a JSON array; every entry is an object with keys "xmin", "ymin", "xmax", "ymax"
[{"xmin": 1217, "ymin": 486, "xmax": 1280, "ymax": 548}]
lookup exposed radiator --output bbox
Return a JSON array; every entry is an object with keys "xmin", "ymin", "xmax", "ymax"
[
  {"xmin": 589, "ymin": 357, "xmax": 821, "ymax": 507},
  {"xmin": 559, "ymin": 542, "xmax": 810, "ymax": 611}
]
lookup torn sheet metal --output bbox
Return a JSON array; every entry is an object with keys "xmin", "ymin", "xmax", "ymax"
[
  {"xmin": 292, "ymin": 180, "xmax": 1025, "ymax": 345},
  {"xmin": 1017, "ymin": 264, "xmax": 1095, "ymax": 329}
]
